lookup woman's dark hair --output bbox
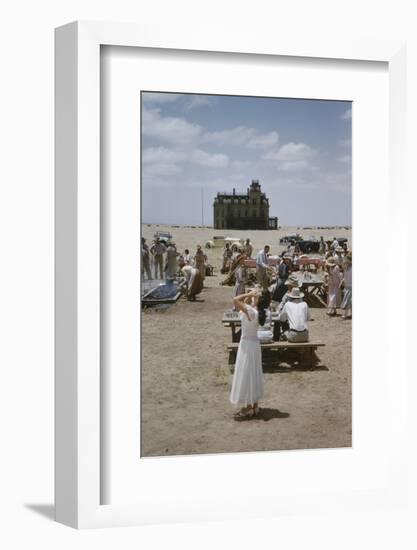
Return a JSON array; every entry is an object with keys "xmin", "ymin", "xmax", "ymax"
[{"xmin": 257, "ymin": 290, "xmax": 271, "ymax": 326}]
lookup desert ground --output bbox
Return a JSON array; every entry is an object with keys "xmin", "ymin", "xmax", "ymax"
[{"xmin": 141, "ymin": 225, "xmax": 352, "ymax": 457}]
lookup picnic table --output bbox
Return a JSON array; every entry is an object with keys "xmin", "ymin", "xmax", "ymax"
[
  {"xmin": 222, "ymin": 309, "xmax": 280, "ymax": 342},
  {"xmin": 292, "ymin": 273, "xmax": 327, "ymax": 307}
]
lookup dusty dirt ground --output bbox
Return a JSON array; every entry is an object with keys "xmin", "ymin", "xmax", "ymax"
[{"xmin": 141, "ymin": 225, "xmax": 352, "ymax": 457}]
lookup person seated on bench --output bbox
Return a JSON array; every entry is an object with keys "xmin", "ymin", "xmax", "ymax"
[
  {"xmin": 273, "ymin": 276, "xmax": 299, "ymax": 341},
  {"xmin": 277, "ymin": 287, "xmax": 311, "ymax": 343}
]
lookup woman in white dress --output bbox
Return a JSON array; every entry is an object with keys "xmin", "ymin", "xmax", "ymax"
[
  {"xmin": 340, "ymin": 252, "xmax": 352, "ymax": 319},
  {"xmin": 230, "ymin": 289, "xmax": 271, "ymax": 419},
  {"xmin": 324, "ymin": 257, "xmax": 342, "ymax": 316}
]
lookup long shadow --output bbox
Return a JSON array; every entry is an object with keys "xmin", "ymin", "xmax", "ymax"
[
  {"xmin": 263, "ymin": 363, "xmax": 329, "ymax": 373},
  {"xmin": 24, "ymin": 503, "xmax": 55, "ymax": 521},
  {"xmin": 256, "ymin": 408, "xmax": 290, "ymax": 421}
]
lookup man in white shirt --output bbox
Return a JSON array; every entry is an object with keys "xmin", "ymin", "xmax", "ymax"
[
  {"xmin": 278, "ymin": 287, "xmax": 311, "ymax": 342},
  {"xmin": 256, "ymin": 245, "xmax": 270, "ymax": 290}
]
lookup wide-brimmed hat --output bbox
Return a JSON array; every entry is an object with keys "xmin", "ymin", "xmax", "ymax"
[
  {"xmin": 285, "ymin": 276, "xmax": 299, "ymax": 287},
  {"xmin": 336, "ymin": 246, "xmax": 344, "ymax": 253},
  {"xmin": 288, "ymin": 287, "xmax": 304, "ymax": 300},
  {"xmin": 326, "ymin": 257, "xmax": 337, "ymax": 266}
]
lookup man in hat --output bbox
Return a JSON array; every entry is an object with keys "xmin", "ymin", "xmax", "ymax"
[
  {"xmin": 273, "ymin": 276, "xmax": 299, "ymax": 341},
  {"xmin": 277, "ymin": 287, "xmax": 311, "ymax": 342},
  {"xmin": 141, "ymin": 237, "xmax": 152, "ymax": 281},
  {"xmin": 256, "ymin": 245, "xmax": 270, "ymax": 290},
  {"xmin": 150, "ymin": 237, "xmax": 167, "ymax": 279}
]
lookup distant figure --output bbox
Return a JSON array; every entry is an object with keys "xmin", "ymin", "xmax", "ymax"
[
  {"xmin": 256, "ymin": 245, "xmax": 270, "ymax": 290},
  {"xmin": 325, "ymin": 257, "xmax": 342, "ymax": 316},
  {"xmin": 194, "ymin": 245, "xmax": 207, "ymax": 283},
  {"xmin": 141, "ymin": 237, "xmax": 152, "ymax": 281},
  {"xmin": 183, "ymin": 249, "xmax": 191, "ymax": 265},
  {"xmin": 182, "ymin": 265, "xmax": 203, "ymax": 301},
  {"xmin": 340, "ymin": 253, "xmax": 352, "ymax": 319},
  {"xmin": 278, "ymin": 287, "xmax": 311, "ymax": 343},
  {"xmin": 165, "ymin": 242, "xmax": 179, "ymax": 280},
  {"xmin": 234, "ymin": 253, "xmax": 247, "ymax": 303},
  {"xmin": 333, "ymin": 246, "xmax": 344, "ymax": 267},
  {"xmin": 244, "ymin": 238, "xmax": 253, "ymax": 258},
  {"xmin": 319, "ymin": 236, "xmax": 326, "ymax": 255},
  {"xmin": 150, "ymin": 238, "xmax": 167, "ymax": 279},
  {"xmin": 272, "ymin": 256, "xmax": 291, "ymax": 302},
  {"xmin": 331, "ymin": 237, "xmax": 339, "ymax": 252},
  {"xmin": 222, "ymin": 243, "xmax": 233, "ymax": 273}
]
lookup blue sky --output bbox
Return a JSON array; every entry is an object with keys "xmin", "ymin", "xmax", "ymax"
[{"xmin": 141, "ymin": 92, "xmax": 352, "ymax": 226}]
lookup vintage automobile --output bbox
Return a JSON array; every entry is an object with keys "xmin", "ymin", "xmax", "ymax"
[
  {"xmin": 297, "ymin": 239, "xmax": 320, "ymax": 253},
  {"xmin": 279, "ymin": 233, "xmax": 303, "ymax": 245},
  {"xmin": 153, "ymin": 230, "xmax": 173, "ymax": 244}
]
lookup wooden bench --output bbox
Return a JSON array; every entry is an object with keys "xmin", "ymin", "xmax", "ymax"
[{"xmin": 226, "ymin": 341, "xmax": 325, "ymax": 370}]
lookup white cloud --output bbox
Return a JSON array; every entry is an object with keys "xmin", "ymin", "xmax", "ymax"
[
  {"xmin": 247, "ymin": 131, "xmax": 279, "ymax": 149},
  {"xmin": 143, "ymin": 163, "xmax": 182, "ymax": 177},
  {"xmin": 142, "ymin": 147, "xmax": 186, "ymax": 164},
  {"xmin": 262, "ymin": 142, "xmax": 315, "ymax": 172},
  {"xmin": 183, "ymin": 96, "xmax": 213, "ymax": 111},
  {"xmin": 191, "ymin": 149, "xmax": 229, "ymax": 168},
  {"xmin": 263, "ymin": 142, "xmax": 314, "ymax": 161},
  {"xmin": 142, "ymin": 108, "xmax": 202, "ymax": 144},
  {"xmin": 142, "ymin": 92, "xmax": 181, "ymax": 104},
  {"xmin": 202, "ymin": 126, "xmax": 256, "ymax": 146},
  {"xmin": 340, "ymin": 108, "xmax": 352, "ymax": 120}
]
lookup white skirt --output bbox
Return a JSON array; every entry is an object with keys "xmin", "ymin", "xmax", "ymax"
[{"xmin": 230, "ymin": 338, "xmax": 264, "ymax": 406}]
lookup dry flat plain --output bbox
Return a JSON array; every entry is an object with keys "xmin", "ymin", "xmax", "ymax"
[{"xmin": 141, "ymin": 225, "xmax": 352, "ymax": 457}]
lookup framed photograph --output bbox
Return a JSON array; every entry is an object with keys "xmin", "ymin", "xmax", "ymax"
[{"xmin": 55, "ymin": 21, "xmax": 407, "ymax": 528}]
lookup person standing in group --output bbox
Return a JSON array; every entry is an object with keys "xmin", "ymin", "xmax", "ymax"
[
  {"xmin": 222, "ymin": 242, "xmax": 233, "ymax": 273},
  {"xmin": 141, "ymin": 237, "xmax": 152, "ymax": 281},
  {"xmin": 256, "ymin": 245, "xmax": 270, "ymax": 290},
  {"xmin": 277, "ymin": 287, "xmax": 311, "ymax": 343},
  {"xmin": 230, "ymin": 289, "xmax": 271, "ymax": 419},
  {"xmin": 319, "ymin": 236, "xmax": 326, "ymax": 256},
  {"xmin": 272, "ymin": 255, "xmax": 291, "ymax": 303},
  {"xmin": 324, "ymin": 257, "xmax": 342, "ymax": 316},
  {"xmin": 165, "ymin": 242, "xmax": 179, "ymax": 280},
  {"xmin": 331, "ymin": 237, "xmax": 339, "ymax": 252},
  {"xmin": 233, "ymin": 253, "xmax": 247, "ymax": 306},
  {"xmin": 333, "ymin": 246, "xmax": 344, "ymax": 267},
  {"xmin": 244, "ymin": 238, "xmax": 253, "ymax": 258},
  {"xmin": 194, "ymin": 244, "xmax": 207, "ymax": 284},
  {"xmin": 340, "ymin": 252, "xmax": 352, "ymax": 319},
  {"xmin": 150, "ymin": 238, "xmax": 167, "ymax": 280}
]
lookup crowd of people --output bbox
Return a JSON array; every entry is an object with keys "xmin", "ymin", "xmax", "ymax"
[
  {"xmin": 141, "ymin": 237, "xmax": 209, "ymax": 301},
  {"xmin": 142, "ymin": 231, "xmax": 352, "ymax": 421},
  {"xmin": 228, "ymin": 236, "xmax": 352, "ymax": 419}
]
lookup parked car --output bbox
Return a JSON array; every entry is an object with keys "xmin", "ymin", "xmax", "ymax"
[
  {"xmin": 279, "ymin": 233, "xmax": 303, "ymax": 245},
  {"xmin": 153, "ymin": 230, "xmax": 173, "ymax": 244},
  {"xmin": 298, "ymin": 239, "xmax": 320, "ymax": 253}
]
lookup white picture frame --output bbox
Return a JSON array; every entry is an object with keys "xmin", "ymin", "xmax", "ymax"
[{"xmin": 55, "ymin": 21, "xmax": 407, "ymax": 529}]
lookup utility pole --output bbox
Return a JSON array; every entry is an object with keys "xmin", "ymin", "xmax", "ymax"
[{"xmin": 201, "ymin": 188, "xmax": 204, "ymax": 227}]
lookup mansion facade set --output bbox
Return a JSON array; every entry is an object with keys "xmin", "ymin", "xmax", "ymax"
[{"xmin": 213, "ymin": 179, "xmax": 278, "ymax": 230}]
